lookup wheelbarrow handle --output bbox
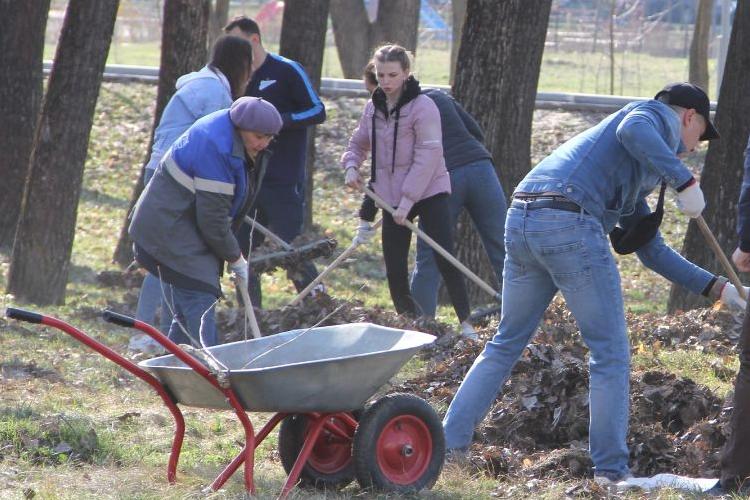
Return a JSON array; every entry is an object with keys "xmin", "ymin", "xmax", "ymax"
[
  {"xmin": 6, "ymin": 307, "xmax": 43, "ymax": 324},
  {"xmin": 695, "ymin": 216, "xmax": 747, "ymax": 301},
  {"xmin": 102, "ymin": 310, "xmax": 136, "ymax": 328}
]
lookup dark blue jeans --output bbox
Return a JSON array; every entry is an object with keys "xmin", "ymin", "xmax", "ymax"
[
  {"xmin": 165, "ymin": 285, "xmax": 218, "ymax": 347},
  {"xmin": 237, "ymin": 182, "xmax": 318, "ymax": 308},
  {"xmin": 410, "ymin": 160, "xmax": 507, "ymax": 316}
]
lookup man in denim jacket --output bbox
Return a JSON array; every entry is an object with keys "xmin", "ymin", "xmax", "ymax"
[{"xmin": 443, "ymin": 83, "xmax": 745, "ymax": 484}]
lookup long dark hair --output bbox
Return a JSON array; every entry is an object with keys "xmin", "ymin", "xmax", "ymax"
[{"xmin": 209, "ymin": 35, "xmax": 253, "ymax": 99}]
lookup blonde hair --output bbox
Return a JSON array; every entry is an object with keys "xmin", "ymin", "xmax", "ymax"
[{"xmin": 372, "ymin": 44, "xmax": 412, "ymax": 72}]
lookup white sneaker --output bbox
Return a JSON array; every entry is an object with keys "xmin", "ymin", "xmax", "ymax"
[
  {"xmin": 459, "ymin": 321, "xmax": 479, "ymax": 341},
  {"xmin": 594, "ymin": 474, "xmax": 633, "ymax": 489},
  {"xmin": 128, "ymin": 334, "xmax": 165, "ymax": 355}
]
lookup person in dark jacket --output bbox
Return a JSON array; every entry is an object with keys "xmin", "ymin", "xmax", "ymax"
[
  {"xmin": 129, "ymin": 97, "xmax": 282, "ymax": 347},
  {"xmin": 225, "ymin": 16, "xmax": 326, "ymax": 308},
  {"xmin": 723, "ymin": 133, "xmax": 750, "ymax": 492}
]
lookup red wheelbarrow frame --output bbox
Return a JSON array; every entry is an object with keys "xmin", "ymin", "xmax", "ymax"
[{"xmin": 5, "ymin": 307, "xmax": 358, "ymax": 498}]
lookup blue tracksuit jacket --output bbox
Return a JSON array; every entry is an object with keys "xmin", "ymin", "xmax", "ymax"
[{"xmin": 246, "ymin": 53, "xmax": 326, "ymax": 186}]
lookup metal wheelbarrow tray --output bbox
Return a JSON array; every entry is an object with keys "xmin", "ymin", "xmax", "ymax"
[
  {"xmin": 5, "ymin": 307, "xmax": 446, "ymax": 498},
  {"xmin": 140, "ymin": 323, "xmax": 434, "ymax": 413}
]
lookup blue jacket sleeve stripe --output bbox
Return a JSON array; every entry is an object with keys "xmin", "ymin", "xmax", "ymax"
[
  {"xmin": 276, "ymin": 55, "xmax": 324, "ymax": 122},
  {"xmin": 195, "ymin": 177, "xmax": 235, "ymax": 195},
  {"xmin": 164, "ymin": 153, "xmax": 196, "ymax": 193}
]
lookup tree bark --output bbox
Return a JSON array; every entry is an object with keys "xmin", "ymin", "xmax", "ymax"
[
  {"xmin": 689, "ymin": 0, "xmax": 714, "ymax": 93},
  {"xmin": 6, "ymin": 0, "xmax": 120, "ymax": 305},
  {"xmin": 451, "ymin": 0, "xmax": 551, "ymax": 304},
  {"xmin": 330, "ymin": 0, "xmax": 420, "ymax": 79},
  {"xmin": 449, "ymin": 0, "xmax": 467, "ymax": 85},
  {"xmin": 208, "ymin": 0, "xmax": 230, "ymax": 52},
  {"xmin": 112, "ymin": 0, "xmax": 210, "ymax": 266},
  {"xmin": 279, "ymin": 0, "xmax": 330, "ymax": 231},
  {"xmin": 0, "ymin": 1, "xmax": 51, "ymax": 249},
  {"xmin": 668, "ymin": 0, "xmax": 750, "ymax": 313}
]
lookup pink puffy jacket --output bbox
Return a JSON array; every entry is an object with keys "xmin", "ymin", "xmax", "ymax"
[{"xmin": 341, "ymin": 78, "xmax": 450, "ymax": 213}]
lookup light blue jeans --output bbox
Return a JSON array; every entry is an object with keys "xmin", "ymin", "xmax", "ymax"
[
  {"xmin": 135, "ymin": 168, "xmax": 172, "ymax": 333},
  {"xmin": 443, "ymin": 205, "xmax": 631, "ymax": 478},
  {"xmin": 410, "ymin": 160, "xmax": 507, "ymax": 317},
  {"xmin": 166, "ymin": 285, "xmax": 218, "ymax": 347}
]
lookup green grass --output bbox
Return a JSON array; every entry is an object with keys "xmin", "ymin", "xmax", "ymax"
[
  {"xmin": 633, "ymin": 349, "xmax": 739, "ymax": 398},
  {"xmin": 44, "ymin": 40, "xmax": 718, "ymax": 98}
]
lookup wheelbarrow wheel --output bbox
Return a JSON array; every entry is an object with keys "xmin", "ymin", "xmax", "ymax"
[
  {"xmin": 278, "ymin": 412, "xmax": 359, "ymax": 490},
  {"xmin": 352, "ymin": 393, "xmax": 445, "ymax": 493}
]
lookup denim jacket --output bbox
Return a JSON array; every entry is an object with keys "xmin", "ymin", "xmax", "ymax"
[
  {"xmin": 145, "ymin": 66, "xmax": 232, "ymax": 171},
  {"xmin": 517, "ymin": 99, "xmax": 713, "ymax": 295}
]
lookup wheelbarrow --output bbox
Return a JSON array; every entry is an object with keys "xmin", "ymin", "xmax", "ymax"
[{"xmin": 5, "ymin": 307, "xmax": 444, "ymax": 498}]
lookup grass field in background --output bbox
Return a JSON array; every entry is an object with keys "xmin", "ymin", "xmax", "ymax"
[{"xmin": 44, "ymin": 41, "xmax": 719, "ymax": 98}]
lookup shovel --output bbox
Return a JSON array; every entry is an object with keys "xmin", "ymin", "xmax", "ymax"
[
  {"xmin": 361, "ymin": 185, "xmax": 502, "ymax": 302},
  {"xmin": 695, "ymin": 215, "xmax": 747, "ymax": 301}
]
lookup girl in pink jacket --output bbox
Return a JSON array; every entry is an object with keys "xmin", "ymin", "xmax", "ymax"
[{"xmin": 342, "ymin": 44, "xmax": 473, "ymax": 333}]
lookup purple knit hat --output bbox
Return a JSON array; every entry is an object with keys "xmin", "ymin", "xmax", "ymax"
[{"xmin": 229, "ymin": 96, "xmax": 282, "ymax": 134}]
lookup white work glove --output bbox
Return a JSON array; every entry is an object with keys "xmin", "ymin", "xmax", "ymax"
[
  {"xmin": 720, "ymin": 283, "xmax": 749, "ymax": 310},
  {"xmin": 353, "ymin": 219, "xmax": 376, "ymax": 245},
  {"xmin": 229, "ymin": 256, "xmax": 249, "ymax": 284},
  {"xmin": 675, "ymin": 180, "xmax": 705, "ymax": 218},
  {"xmin": 345, "ymin": 166, "xmax": 362, "ymax": 189}
]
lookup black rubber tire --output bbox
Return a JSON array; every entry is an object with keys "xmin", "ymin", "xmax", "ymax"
[
  {"xmin": 352, "ymin": 393, "xmax": 445, "ymax": 493},
  {"xmin": 278, "ymin": 412, "xmax": 359, "ymax": 490}
]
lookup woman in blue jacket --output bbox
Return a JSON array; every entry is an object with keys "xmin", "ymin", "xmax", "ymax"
[
  {"xmin": 131, "ymin": 35, "xmax": 252, "ymax": 351},
  {"xmin": 129, "ymin": 97, "xmax": 282, "ymax": 348}
]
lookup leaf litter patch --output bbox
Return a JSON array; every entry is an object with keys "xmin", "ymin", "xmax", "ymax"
[{"xmin": 396, "ymin": 298, "xmax": 740, "ymax": 482}]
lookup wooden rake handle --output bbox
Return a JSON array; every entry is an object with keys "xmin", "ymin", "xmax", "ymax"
[
  {"xmin": 361, "ymin": 185, "xmax": 500, "ymax": 301},
  {"xmin": 286, "ymin": 218, "xmax": 383, "ymax": 308},
  {"xmin": 695, "ymin": 216, "xmax": 747, "ymax": 301}
]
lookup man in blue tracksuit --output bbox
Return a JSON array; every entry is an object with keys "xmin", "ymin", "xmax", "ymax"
[
  {"xmin": 226, "ymin": 16, "xmax": 326, "ymax": 307},
  {"xmin": 129, "ymin": 97, "xmax": 282, "ymax": 347},
  {"xmin": 442, "ymin": 83, "xmax": 747, "ymax": 484}
]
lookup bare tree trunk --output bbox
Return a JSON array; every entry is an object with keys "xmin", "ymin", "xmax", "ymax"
[
  {"xmin": 668, "ymin": 0, "xmax": 750, "ymax": 313},
  {"xmin": 330, "ymin": 0, "xmax": 372, "ymax": 78},
  {"xmin": 449, "ymin": 0, "xmax": 467, "ymax": 85},
  {"xmin": 330, "ymin": 0, "xmax": 420, "ymax": 79},
  {"xmin": 6, "ymin": 0, "xmax": 120, "ymax": 305},
  {"xmin": 0, "ymin": 1, "xmax": 51, "ymax": 249},
  {"xmin": 451, "ymin": 0, "xmax": 552, "ymax": 303},
  {"xmin": 690, "ymin": 0, "xmax": 714, "ymax": 93},
  {"xmin": 609, "ymin": 0, "xmax": 616, "ymax": 95},
  {"xmin": 112, "ymin": 0, "xmax": 210, "ymax": 267},
  {"xmin": 279, "ymin": 0, "xmax": 330, "ymax": 231},
  {"xmin": 372, "ymin": 0, "xmax": 420, "ymax": 56},
  {"xmin": 208, "ymin": 0, "xmax": 230, "ymax": 51}
]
